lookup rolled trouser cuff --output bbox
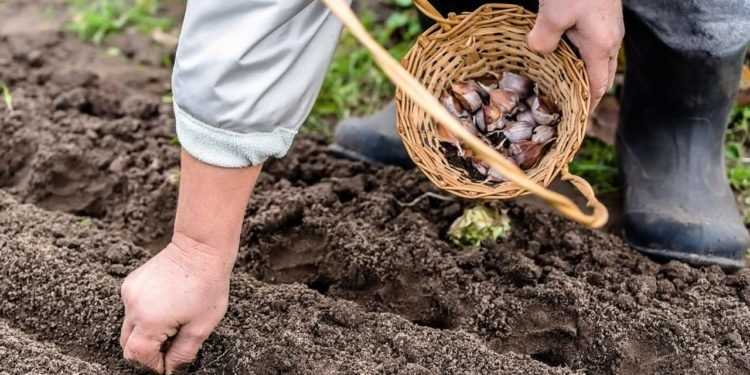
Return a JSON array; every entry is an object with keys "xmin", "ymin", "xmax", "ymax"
[{"xmin": 174, "ymin": 102, "xmax": 297, "ymax": 168}]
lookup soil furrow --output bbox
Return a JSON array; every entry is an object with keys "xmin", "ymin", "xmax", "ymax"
[
  {"xmin": 0, "ymin": 319, "xmax": 107, "ymax": 374},
  {"xmin": 241, "ymin": 139, "xmax": 750, "ymax": 374},
  {"xmin": 2, "ymin": 2, "xmax": 750, "ymax": 374},
  {"xmin": 0, "ymin": 191, "xmax": 568, "ymax": 374},
  {"xmin": 0, "ymin": 30, "xmax": 179, "ymax": 249}
]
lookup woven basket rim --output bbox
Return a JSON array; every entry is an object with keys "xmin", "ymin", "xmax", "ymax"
[{"xmin": 395, "ymin": 3, "xmax": 590, "ymax": 200}]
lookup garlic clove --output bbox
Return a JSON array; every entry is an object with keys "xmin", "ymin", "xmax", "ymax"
[
  {"xmin": 460, "ymin": 116, "xmax": 479, "ymax": 136},
  {"xmin": 474, "ymin": 110, "xmax": 487, "ymax": 133},
  {"xmin": 510, "ymin": 139, "xmax": 554, "ymax": 169},
  {"xmin": 486, "ymin": 117, "xmax": 506, "ymax": 132},
  {"xmin": 470, "ymin": 80, "xmax": 490, "ymax": 103},
  {"xmin": 499, "ymin": 72, "xmax": 533, "ymax": 98},
  {"xmin": 529, "ymin": 95, "xmax": 560, "ymax": 126},
  {"xmin": 441, "ymin": 93, "xmax": 465, "ymax": 117},
  {"xmin": 477, "ymin": 72, "xmax": 500, "ymax": 86},
  {"xmin": 502, "ymin": 121, "xmax": 534, "ymax": 143},
  {"xmin": 515, "ymin": 109, "xmax": 535, "ymax": 124},
  {"xmin": 437, "ymin": 124, "xmax": 464, "ymax": 155},
  {"xmin": 531, "ymin": 125, "xmax": 555, "ymax": 144},
  {"xmin": 489, "ymin": 89, "xmax": 520, "ymax": 113},
  {"xmin": 451, "ymin": 82, "xmax": 483, "ymax": 113},
  {"xmin": 476, "ymin": 76, "xmax": 499, "ymax": 91},
  {"xmin": 471, "ymin": 159, "xmax": 489, "ymax": 176},
  {"xmin": 483, "ymin": 103, "xmax": 503, "ymax": 125},
  {"xmin": 485, "ymin": 167, "xmax": 506, "ymax": 183}
]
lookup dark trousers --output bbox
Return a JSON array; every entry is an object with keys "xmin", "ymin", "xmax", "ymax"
[{"xmin": 425, "ymin": 0, "xmax": 750, "ymax": 57}]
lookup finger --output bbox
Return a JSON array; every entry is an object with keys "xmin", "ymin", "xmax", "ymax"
[
  {"xmin": 580, "ymin": 48, "xmax": 611, "ymax": 110},
  {"xmin": 120, "ymin": 318, "xmax": 135, "ymax": 350},
  {"xmin": 527, "ymin": 3, "xmax": 574, "ymax": 54},
  {"xmin": 607, "ymin": 53, "xmax": 618, "ymax": 91},
  {"xmin": 165, "ymin": 326, "xmax": 208, "ymax": 374},
  {"xmin": 123, "ymin": 327, "xmax": 166, "ymax": 374}
]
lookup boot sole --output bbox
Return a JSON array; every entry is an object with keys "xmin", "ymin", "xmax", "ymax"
[{"xmin": 632, "ymin": 245, "xmax": 746, "ymax": 270}]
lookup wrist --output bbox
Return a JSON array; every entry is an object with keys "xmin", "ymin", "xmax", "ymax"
[{"xmin": 168, "ymin": 232, "xmax": 238, "ymax": 279}]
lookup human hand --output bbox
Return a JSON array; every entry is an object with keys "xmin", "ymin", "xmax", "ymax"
[
  {"xmin": 119, "ymin": 151, "xmax": 260, "ymax": 373},
  {"xmin": 120, "ymin": 233, "xmax": 235, "ymax": 374},
  {"xmin": 527, "ymin": 0, "xmax": 625, "ymax": 109}
]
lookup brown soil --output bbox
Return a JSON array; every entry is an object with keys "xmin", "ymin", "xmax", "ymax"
[{"xmin": 2, "ymin": 3, "xmax": 750, "ymax": 375}]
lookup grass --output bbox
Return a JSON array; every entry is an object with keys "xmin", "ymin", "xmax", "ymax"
[
  {"xmin": 570, "ymin": 139, "xmax": 619, "ymax": 194},
  {"xmin": 725, "ymin": 104, "xmax": 750, "ymax": 223},
  {"xmin": 569, "ymin": 103, "xmax": 750, "ymax": 197},
  {"xmin": 305, "ymin": 0, "xmax": 422, "ymax": 137},
  {"xmin": 67, "ymin": 0, "xmax": 172, "ymax": 44},
  {"xmin": 726, "ymin": 105, "xmax": 750, "ymax": 189}
]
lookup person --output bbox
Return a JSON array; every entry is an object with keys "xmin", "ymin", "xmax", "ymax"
[
  {"xmin": 119, "ymin": 0, "xmax": 750, "ymax": 373},
  {"xmin": 336, "ymin": 0, "xmax": 750, "ymax": 266}
]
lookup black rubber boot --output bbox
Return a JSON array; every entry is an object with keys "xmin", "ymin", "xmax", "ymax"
[
  {"xmin": 618, "ymin": 9, "xmax": 750, "ymax": 269},
  {"xmin": 330, "ymin": 102, "xmax": 413, "ymax": 168}
]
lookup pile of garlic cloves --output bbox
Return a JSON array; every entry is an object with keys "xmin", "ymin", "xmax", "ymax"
[{"xmin": 439, "ymin": 72, "xmax": 560, "ymax": 183}]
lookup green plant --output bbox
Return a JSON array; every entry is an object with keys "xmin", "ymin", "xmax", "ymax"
[
  {"xmin": 305, "ymin": 1, "xmax": 421, "ymax": 137},
  {"xmin": 725, "ymin": 104, "xmax": 750, "ymax": 223},
  {"xmin": 68, "ymin": 0, "xmax": 172, "ymax": 44},
  {"xmin": 448, "ymin": 205, "xmax": 512, "ymax": 247},
  {"xmin": 0, "ymin": 82, "xmax": 12, "ymax": 112},
  {"xmin": 726, "ymin": 106, "xmax": 750, "ymax": 190},
  {"xmin": 569, "ymin": 139, "xmax": 619, "ymax": 194}
]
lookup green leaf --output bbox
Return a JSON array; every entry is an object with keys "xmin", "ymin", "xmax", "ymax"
[
  {"xmin": 726, "ymin": 142, "xmax": 743, "ymax": 161},
  {"xmin": 729, "ymin": 165, "xmax": 750, "ymax": 190}
]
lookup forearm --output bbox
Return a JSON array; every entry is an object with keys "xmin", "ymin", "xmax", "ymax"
[{"xmin": 173, "ymin": 151, "xmax": 261, "ymax": 258}]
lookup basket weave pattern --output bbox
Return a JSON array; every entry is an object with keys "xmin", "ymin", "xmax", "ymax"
[{"xmin": 396, "ymin": 4, "xmax": 590, "ymax": 200}]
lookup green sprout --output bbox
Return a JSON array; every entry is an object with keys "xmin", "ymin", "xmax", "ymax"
[
  {"xmin": 448, "ymin": 205, "xmax": 512, "ymax": 247},
  {"xmin": 0, "ymin": 82, "xmax": 12, "ymax": 112}
]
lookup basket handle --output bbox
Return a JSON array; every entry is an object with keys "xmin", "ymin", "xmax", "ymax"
[
  {"xmin": 412, "ymin": 0, "xmax": 455, "ymax": 29},
  {"xmin": 560, "ymin": 168, "xmax": 609, "ymax": 227},
  {"xmin": 319, "ymin": 0, "xmax": 609, "ymax": 229}
]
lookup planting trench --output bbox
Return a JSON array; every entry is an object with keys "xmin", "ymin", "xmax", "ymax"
[{"xmin": 2, "ymin": 7, "xmax": 750, "ymax": 375}]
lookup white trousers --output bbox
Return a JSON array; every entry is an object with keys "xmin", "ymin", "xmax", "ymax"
[{"xmin": 173, "ymin": 0, "xmax": 350, "ymax": 168}]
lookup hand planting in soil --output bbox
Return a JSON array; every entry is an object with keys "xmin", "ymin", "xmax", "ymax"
[{"xmin": 439, "ymin": 72, "xmax": 560, "ymax": 183}]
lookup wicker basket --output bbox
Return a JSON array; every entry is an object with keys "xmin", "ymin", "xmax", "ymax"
[{"xmin": 321, "ymin": 0, "xmax": 608, "ymax": 228}]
